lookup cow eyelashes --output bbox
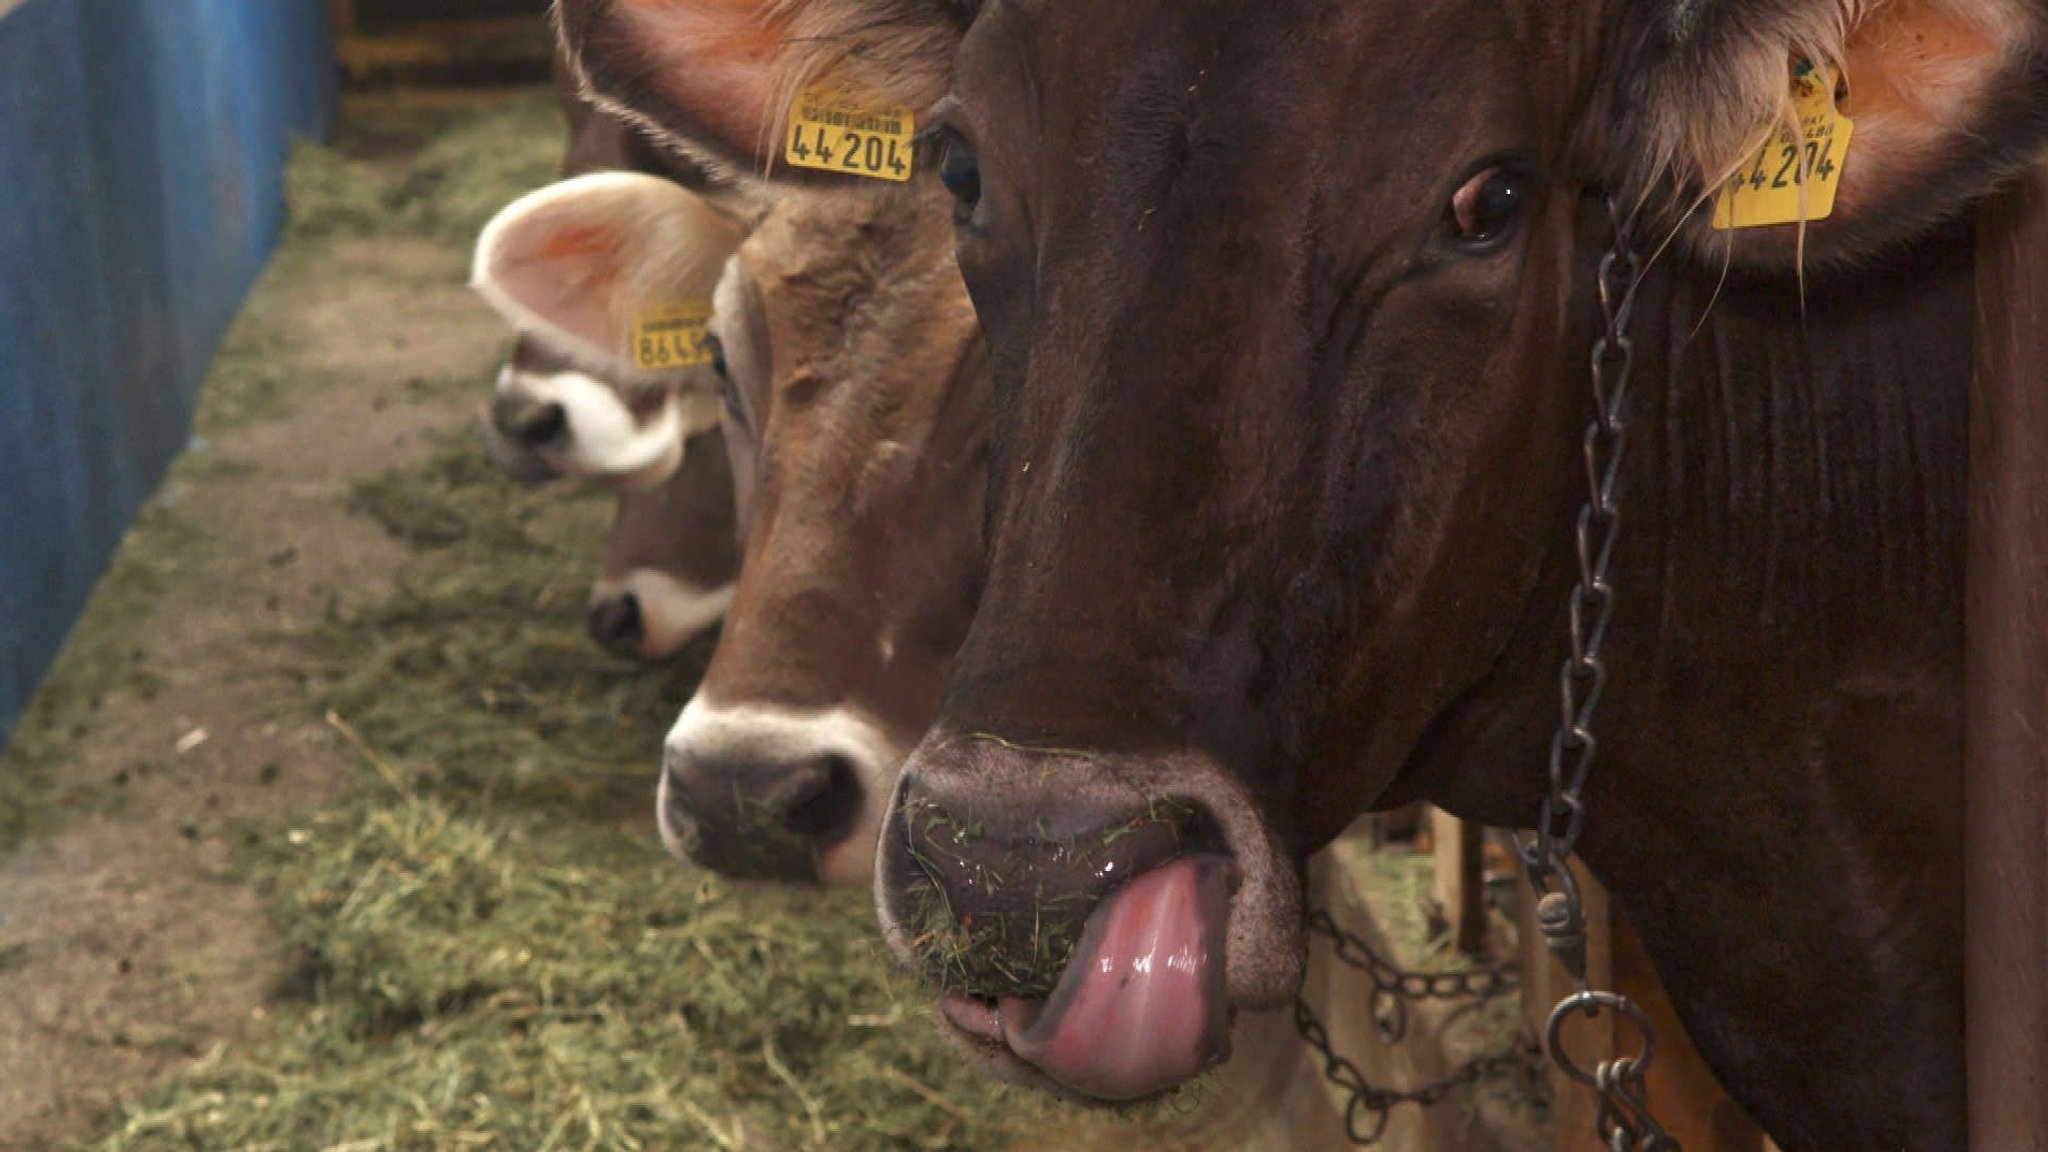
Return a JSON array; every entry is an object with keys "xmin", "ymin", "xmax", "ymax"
[
  {"xmin": 936, "ymin": 138, "xmax": 982, "ymax": 223},
  {"xmin": 706, "ymin": 334, "xmax": 743, "ymax": 423},
  {"xmin": 1445, "ymin": 164, "xmax": 1530, "ymax": 248}
]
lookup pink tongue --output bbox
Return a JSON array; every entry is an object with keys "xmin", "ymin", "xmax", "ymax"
[{"xmin": 998, "ymin": 855, "xmax": 1232, "ymax": 1100}]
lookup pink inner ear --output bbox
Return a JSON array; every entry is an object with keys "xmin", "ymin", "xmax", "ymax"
[
  {"xmin": 488, "ymin": 211, "xmax": 633, "ymax": 357},
  {"xmin": 1833, "ymin": 0, "xmax": 2016, "ymax": 223},
  {"xmin": 616, "ymin": 0, "xmax": 789, "ymax": 167}
]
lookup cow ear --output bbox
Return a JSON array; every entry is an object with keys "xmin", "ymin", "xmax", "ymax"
[
  {"xmin": 472, "ymin": 172, "xmax": 746, "ymax": 366},
  {"xmin": 557, "ymin": 0, "xmax": 965, "ymax": 182},
  {"xmin": 1599, "ymin": 0, "xmax": 2048, "ymax": 269}
]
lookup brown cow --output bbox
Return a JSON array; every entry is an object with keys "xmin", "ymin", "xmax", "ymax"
[
  {"xmin": 654, "ymin": 178, "xmax": 989, "ymax": 885},
  {"xmin": 562, "ymin": 0, "xmax": 2048, "ymax": 1146},
  {"xmin": 474, "ymin": 61, "xmax": 747, "ymax": 658},
  {"xmin": 473, "ymin": 172, "xmax": 745, "ymax": 658},
  {"xmin": 487, "ymin": 85, "xmax": 989, "ymax": 883},
  {"xmin": 587, "ymin": 415, "xmax": 742, "ymax": 661},
  {"xmin": 480, "ymin": 54, "xmax": 735, "ymax": 490}
]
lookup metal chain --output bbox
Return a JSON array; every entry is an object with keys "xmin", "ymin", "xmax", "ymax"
[
  {"xmin": 1294, "ymin": 991, "xmax": 1541, "ymax": 1146},
  {"xmin": 1295, "ymin": 904, "xmax": 1526, "ymax": 1143},
  {"xmin": 1510, "ymin": 196, "xmax": 1679, "ymax": 1152},
  {"xmin": 1306, "ymin": 905, "xmax": 1517, "ymax": 1045}
]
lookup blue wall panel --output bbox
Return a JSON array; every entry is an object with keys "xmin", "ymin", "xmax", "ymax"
[{"xmin": 0, "ymin": 0, "xmax": 336, "ymax": 744}]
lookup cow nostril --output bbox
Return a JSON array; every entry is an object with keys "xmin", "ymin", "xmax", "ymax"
[
  {"xmin": 773, "ymin": 755, "xmax": 862, "ymax": 845},
  {"xmin": 587, "ymin": 594, "xmax": 644, "ymax": 654},
  {"xmin": 518, "ymin": 403, "xmax": 568, "ymax": 446},
  {"xmin": 661, "ymin": 744, "xmax": 867, "ymax": 880},
  {"xmin": 493, "ymin": 395, "xmax": 569, "ymax": 447}
]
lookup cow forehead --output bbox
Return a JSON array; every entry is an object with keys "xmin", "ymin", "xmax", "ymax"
[
  {"xmin": 956, "ymin": 0, "xmax": 1548, "ymax": 213},
  {"xmin": 966, "ymin": 0, "xmax": 1534, "ymax": 102},
  {"xmin": 735, "ymin": 189, "xmax": 975, "ymax": 407}
]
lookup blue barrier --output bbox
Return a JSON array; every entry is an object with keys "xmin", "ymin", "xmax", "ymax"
[{"xmin": 0, "ymin": 0, "xmax": 336, "ymax": 744}]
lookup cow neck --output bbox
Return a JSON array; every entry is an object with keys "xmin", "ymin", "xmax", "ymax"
[{"xmin": 1474, "ymin": 211, "xmax": 1971, "ymax": 1148}]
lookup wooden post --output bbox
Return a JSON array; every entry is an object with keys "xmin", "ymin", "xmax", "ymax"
[
  {"xmin": 1966, "ymin": 155, "xmax": 2048, "ymax": 1152},
  {"xmin": 1430, "ymin": 809, "xmax": 1488, "ymax": 954}
]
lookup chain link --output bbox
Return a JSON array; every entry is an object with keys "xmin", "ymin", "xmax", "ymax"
[
  {"xmin": 1509, "ymin": 196, "xmax": 1679, "ymax": 1152},
  {"xmin": 1294, "ymin": 992, "xmax": 1541, "ymax": 1146},
  {"xmin": 1306, "ymin": 906, "xmax": 1517, "ymax": 1045},
  {"xmin": 1296, "ymin": 903, "xmax": 1526, "ymax": 1143}
]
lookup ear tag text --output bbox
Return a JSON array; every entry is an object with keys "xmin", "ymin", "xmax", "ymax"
[
  {"xmin": 632, "ymin": 301, "xmax": 714, "ymax": 372},
  {"xmin": 1712, "ymin": 63, "xmax": 1854, "ymax": 230},
  {"xmin": 784, "ymin": 80, "xmax": 915, "ymax": 182}
]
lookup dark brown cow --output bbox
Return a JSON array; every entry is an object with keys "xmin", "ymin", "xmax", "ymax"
[{"xmin": 563, "ymin": 0, "xmax": 2048, "ymax": 1146}]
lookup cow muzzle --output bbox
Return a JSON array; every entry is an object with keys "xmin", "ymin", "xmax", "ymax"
[
  {"xmin": 877, "ymin": 738, "xmax": 1304, "ymax": 1102},
  {"xmin": 587, "ymin": 573, "xmax": 732, "ymax": 662},
  {"xmin": 659, "ymin": 700, "xmax": 895, "ymax": 885}
]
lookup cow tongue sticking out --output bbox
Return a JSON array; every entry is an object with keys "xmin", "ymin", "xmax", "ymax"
[{"xmin": 995, "ymin": 855, "xmax": 1233, "ymax": 1100}]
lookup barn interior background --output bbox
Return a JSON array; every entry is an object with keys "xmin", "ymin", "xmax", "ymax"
[{"xmin": 0, "ymin": 1, "xmax": 2037, "ymax": 1150}]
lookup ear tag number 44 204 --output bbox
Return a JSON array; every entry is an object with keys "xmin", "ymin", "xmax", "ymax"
[
  {"xmin": 633, "ymin": 301, "xmax": 714, "ymax": 372},
  {"xmin": 1712, "ymin": 62, "xmax": 1854, "ymax": 230},
  {"xmin": 784, "ymin": 80, "xmax": 915, "ymax": 182}
]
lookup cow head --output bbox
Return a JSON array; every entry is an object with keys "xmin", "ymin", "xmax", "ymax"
[
  {"xmin": 473, "ymin": 172, "xmax": 743, "ymax": 487},
  {"xmin": 559, "ymin": 0, "xmax": 2048, "ymax": 1101},
  {"xmin": 588, "ymin": 419, "xmax": 742, "ymax": 661},
  {"xmin": 657, "ymin": 182, "xmax": 989, "ymax": 886},
  {"xmin": 560, "ymin": 4, "xmax": 990, "ymax": 886},
  {"xmin": 473, "ymin": 171, "xmax": 747, "ymax": 661}
]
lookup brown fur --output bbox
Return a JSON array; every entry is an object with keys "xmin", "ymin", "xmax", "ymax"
[
  {"xmin": 599, "ymin": 425, "xmax": 741, "ymax": 601},
  {"xmin": 560, "ymin": 1, "xmax": 995, "ymax": 887},
  {"xmin": 698, "ymin": 177, "xmax": 987, "ymax": 783}
]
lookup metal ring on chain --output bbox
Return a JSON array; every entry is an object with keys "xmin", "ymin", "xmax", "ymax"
[{"xmin": 1542, "ymin": 989, "xmax": 1659, "ymax": 1088}]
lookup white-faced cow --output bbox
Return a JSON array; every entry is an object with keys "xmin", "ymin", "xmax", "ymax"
[
  {"xmin": 561, "ymin": 0, "xmax": 2048, "ymax": 1147},
  {"xmin": 474, "ymin": 170, "xmax": 745, "ymax": 659},
  {"xmin": 491, "ymin": 100, "xmax": 989, "ymax": 883},
  {"xmin": 586, "ymin": 418, "xmax": 742, "ymax": 661},
  {"xmin": 473, "ymin": 64, "xmax": 749, "ymax": 659}
]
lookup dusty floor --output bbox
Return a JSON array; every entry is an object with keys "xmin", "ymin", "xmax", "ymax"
[
  {"xmin": 0, "ymin": 83, "xmax": 535, "ymax": 1147},
  {"xmin": 0, "ymin": 227, "xmax": 506, "ymax": 1147}
]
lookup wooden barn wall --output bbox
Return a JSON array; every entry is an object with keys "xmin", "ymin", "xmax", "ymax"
[{"xmin": 0, "ymin": 0, "xmax": 337, "ymax": 745}]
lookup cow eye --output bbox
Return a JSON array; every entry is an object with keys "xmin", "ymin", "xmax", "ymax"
[
  {"xmin": 708, "ymin": 334, "xmax": 729, "ymax": 381},
  {"xmin": 705, "ymin": 335, "xmax": 743, "ymax": 421},
  {"xmin": 938, "ymin": 141, "xmax": 982, "ymax": 221},
  {"xmin": 1446, "ymin": 166, "xmax": 1528, "ymax": 246}
]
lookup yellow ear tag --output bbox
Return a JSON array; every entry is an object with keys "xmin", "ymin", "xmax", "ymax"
[
  {"xmin": 631, "ymin": 301, "xmax": 714, "ymax": 372},
  {"xmin": 1712, "ymin": 63, "xmax": 1854, "ymax": 230},
  {"xmin": 783, "ymin": 79, "xmax": 915, "ymax": 183}
]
